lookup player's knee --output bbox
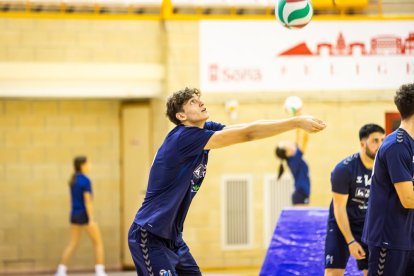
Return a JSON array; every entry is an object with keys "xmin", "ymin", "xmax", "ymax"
[{"xmin": 324, "ymin": 268, "xmax": 345, "ymax": 276}]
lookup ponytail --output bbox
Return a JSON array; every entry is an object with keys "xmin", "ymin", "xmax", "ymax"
[
  {"xmin": 275, "ymin": 145, "xmax": 288, "ymax": 181},
  {"xmin": 277, "ymin": 163, "xmax": 285, "ymax": 180},
  {"xmin": 69, "ymin": 173, "xmax": 76, "ymax": 186},
  {"xmin": 69, "ymin": 155, "xmax": 87, "ymax": 186}
]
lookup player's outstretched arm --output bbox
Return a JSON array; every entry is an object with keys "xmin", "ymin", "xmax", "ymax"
[
  {"xmin": 204, "ymin": 115, "xmax": 326, "ymax": 150},
  {"xmin": 296, "ymin": 128, "xmax": 309, "ymax": 153},
  {"xmin": 395, "ymin": 181, "xmax": 414, "ymax": 208}
]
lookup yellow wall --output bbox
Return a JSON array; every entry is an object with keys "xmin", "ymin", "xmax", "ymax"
[
  {"xmin": 0, "ymin": 18, "xmax": 163, "ymax": 63},
  {"xmin": 0, "ymin": 99, "xmax": 121, "ymax": 271},
  {"xmin": 0, "ymin": 16, "xmax": 400, "ymax": 273},
  {"xmin": 0, "ymin": 17, "xmax": 163, "ymax": 273}
]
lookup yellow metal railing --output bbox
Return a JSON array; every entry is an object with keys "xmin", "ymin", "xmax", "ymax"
[{"xmin": 0, "ymin": 0, "xmax": 413, "ymax": 20}]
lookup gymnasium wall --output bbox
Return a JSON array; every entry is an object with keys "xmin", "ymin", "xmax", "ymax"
[
  {"xmin": 0, "ymin": 17, "xmax": 399, "ymax": 272},
  {"xmin": 0, "ymin": 17, "xmax": 165, "ymax": 273},
  {"xmin": 0, "ymin": 18, "xmax": 163, "ymax": 63},
  {"xmin": 0, "ymin": 99, "xmax": 121, "ymax": 271}
]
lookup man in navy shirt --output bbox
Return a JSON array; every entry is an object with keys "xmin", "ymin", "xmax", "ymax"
[
  {"xmin": 324, "ymin": 124, "xmax": 385, "ymax": 276},
  {"xmin": 128, "ymin": 87, "xmax": 326, "ymax": 276},
  {"xmin": 362, "ymin": 83, "xmax": 414, "ymax": 276}
]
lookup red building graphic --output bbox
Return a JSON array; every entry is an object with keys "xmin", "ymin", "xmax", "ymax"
[
  {"xmin": 278, "ymin": 32, "xmax": 414, "ymax": 56},
  {"xmin": 278, "ymin": 43, "xmax": 313, "ymax": 56},
  {"xmin": 405, "ymin": 33, "xmax": 414, "ymax": 54},
  {"xmin": 371, "ymin": 36, "xmax": 403, "ymax": 55}
]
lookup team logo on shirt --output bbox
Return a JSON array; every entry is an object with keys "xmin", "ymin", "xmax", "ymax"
[
  {"xmin": 354, "ymin": 174, "xmax": 371, "ymax": 209},
  {"xmin": 192, "ymin": 184, "xmax": 200, "ymax": 192},
  {"xmin": 193, "ymin": 164, "xmax": 206, "ymax": 179},
  {"xmin": 355, "ymin": 187, "xmax": 369, "ymax": 199},
  {"xmin": 159, "ymin": 269, "xmax": 172, "ymax": 276},
  {"xmin": 356, "ymin": 175, "xmax": 371, "ymax": 186}
]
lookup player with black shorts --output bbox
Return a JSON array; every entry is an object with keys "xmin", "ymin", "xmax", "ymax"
[
  {"xmin": 363, "ymin": 83, "xmax": 414, "ymax": 276},
  {"xmin": 55, "ymin": 156, "xmax": 107, "ymax": 276},
  {"xmin": 324, "ymin": 124, "xmax": 385, "ymax": 276},
  {"xmin": 127, "ymin": 87, "xmax": 326, "ymax": 275}
]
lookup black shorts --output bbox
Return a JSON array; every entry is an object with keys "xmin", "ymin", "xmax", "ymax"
[
  {"xmin": 70, "ymin": 211, "xmax": 89, "ymax": 225},
  {"xmin": 292, "ymin": 189, "xmax": 309, "ymax": 205},
  {"xmin": 324, "ymin": 221, "xmax": 368, "ymax": 270},
  {"xmin": 128, "ymin": 223, "xmax": 202, "ymax": 276},
  {"xmin": 368, "ymin": 246, "xmax": 414, "ymax": 276}
]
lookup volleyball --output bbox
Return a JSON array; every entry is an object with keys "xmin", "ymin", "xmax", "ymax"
[
  {"xmin": 275, "ymin": 0, "xmax": 313, "ymax": 29},
  {"xmin": 284, "ymin": 96, "xmax": 303, "ymax": 115}
]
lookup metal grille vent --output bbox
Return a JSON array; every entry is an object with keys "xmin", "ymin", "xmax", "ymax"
[
  {"xmin": 221, "ymin": 175, "xmax": 252, "ymax": 249},
  {"xmin": 263, "ymin": 173, "xmax": 294, "ymax": 245}
]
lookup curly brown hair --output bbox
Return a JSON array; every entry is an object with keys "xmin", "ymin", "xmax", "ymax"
[
  {"xmin": 165, "ymin": 87, "xmax": 201, "ymax": 125},
  {"xmin": 394, "ymin": 83, "xmax": 414, "ymax": 120}
]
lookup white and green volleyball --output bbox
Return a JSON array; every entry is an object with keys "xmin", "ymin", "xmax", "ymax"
[
  {"xmin": 284, "ymin": 96, "xmax": 303, "ymax": 115},
  {"xmin": 275, "ymin": 0, "xmax": 313, "ymax": 29}
]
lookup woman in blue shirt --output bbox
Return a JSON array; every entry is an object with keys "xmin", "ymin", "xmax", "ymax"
[
  {"xmin": 275, "ymin": 125, "xmax": 311, "ymax": 206},
  {"xmin": 55, "ymin": 156, "xmax": 107, "ymax": 276}
]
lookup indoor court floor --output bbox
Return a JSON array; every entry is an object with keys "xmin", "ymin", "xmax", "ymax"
[{"xmin": 60, "ymin": 269, "xmax": 258, "ymax": 276}]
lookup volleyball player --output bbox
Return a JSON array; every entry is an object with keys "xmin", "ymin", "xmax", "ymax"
[
  {"xmin": 362, "ymin": 83, "xmax": 414, "ymax": 276},
  {"xmin": 128, "ymin": 87, "xmax": 326, "ymax": 275},
  {"xmin": 324, "ymin": 124, "xmax": 385, "ymax": 276}
]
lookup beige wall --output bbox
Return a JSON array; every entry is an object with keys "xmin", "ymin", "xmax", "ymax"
[
  {"xmin": 0, "ymin": 17, "xmax": 163, "ymax": 273},
  {"xmin": 0, "ymin": 99, "xmax": 121, "ymax": 272},
  {"xmin": 0, "ymin": 16, "xmax": 400, "ymax": 273},
  {"xmin": 0, "ymin": 18, "xmax": 163, "ymax": 63}
]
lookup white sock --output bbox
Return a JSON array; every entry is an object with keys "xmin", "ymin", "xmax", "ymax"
[
  {"xmin": 56, "ymin": 264, "xmax": 67, "ymax": 275},
  {"xmin": 95, "ymin": 264, "xmax": 106, "ymax": 275}
]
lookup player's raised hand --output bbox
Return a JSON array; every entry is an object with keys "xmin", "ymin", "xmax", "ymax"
[
  {"xmin": 296, "ymin": 115, "xmax": 326, "ymax": 133},
  {"xmin": 349, "ymin": 241, "xmax": 366, "ymax": 260}
]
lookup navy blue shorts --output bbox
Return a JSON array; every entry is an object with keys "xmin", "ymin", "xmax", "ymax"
[
  {"xmin": 368, "ymin": 246, "xmax": 414, "ymax": 276},
  {"xmin": 128, "ymin": 223, "xmax": 202, "ymax": 276},
  {"xmin": 324, "ymin": 221, "xmax": 368, "ymax": 270},
  {"xmin": 292, "ymin": 189, "xmax": 309, "ymax": 205},
  {"xmin": 70, "ymin": 211, "xmax": 89, "ymax": 225}
]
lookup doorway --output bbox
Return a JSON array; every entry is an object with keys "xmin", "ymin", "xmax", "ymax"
[{"xmin": 120, "ymin": 102, "xmax": 151, "ymax": 267}]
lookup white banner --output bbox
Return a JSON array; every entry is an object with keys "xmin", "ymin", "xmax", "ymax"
[{"xmin": 200, "ymin": 20, "xmax": 414, "ymax": 92}]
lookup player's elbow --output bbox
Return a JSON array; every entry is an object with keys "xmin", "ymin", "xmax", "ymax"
[
  {"xmin": 400, "ymin": 196, "xmax": 414, "ymax": 209},
  {"xmin": 244, "ymin": 131, "xmax": 255, "ymax": 142},
  {"xmin": 242, "ymin": 124, "xmax": 260, "ymax": 142}
]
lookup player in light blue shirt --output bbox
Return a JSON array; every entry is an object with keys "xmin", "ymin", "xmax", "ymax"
[
  {"xmin": 362, "ymin": 83, "xmax": 414, "ymax": 276},
  {"xmin": 128, "ymin": 87, "xmax": 327, "ymax": 276}
]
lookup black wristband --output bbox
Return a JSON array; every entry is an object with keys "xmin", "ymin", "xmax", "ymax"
[{"xmin": 347, "ymin": 239, "xmax": 356, "ymax": 246}]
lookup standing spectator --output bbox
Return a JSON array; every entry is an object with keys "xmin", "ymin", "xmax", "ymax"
[{"xmin": 55, "ymin": 156, "xmax": 107, "ymax": 276}]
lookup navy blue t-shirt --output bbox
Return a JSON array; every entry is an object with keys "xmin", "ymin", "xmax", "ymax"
[
  {"xmin": 327, "ymin": 153, "xmax": 372, "ymax": 225},
  {"xmin": 134, "ymin": 121, "xmax": 225, "ymax": 240},
  {"xmin": 362, "ymin": 128, "xmax": 414, "ymax": 250},
  {"xmin": 70, "ymin": 174, "xmax": 92, "ymax": 215},
  {"xmin": 287, "ymin": 147, "xmax": 310, "ymax": 196}
]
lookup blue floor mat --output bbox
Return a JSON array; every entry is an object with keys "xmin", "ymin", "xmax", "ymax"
[{"xmin": 260, "ymin": 208, "xmax": 361, "ymax": 276}]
